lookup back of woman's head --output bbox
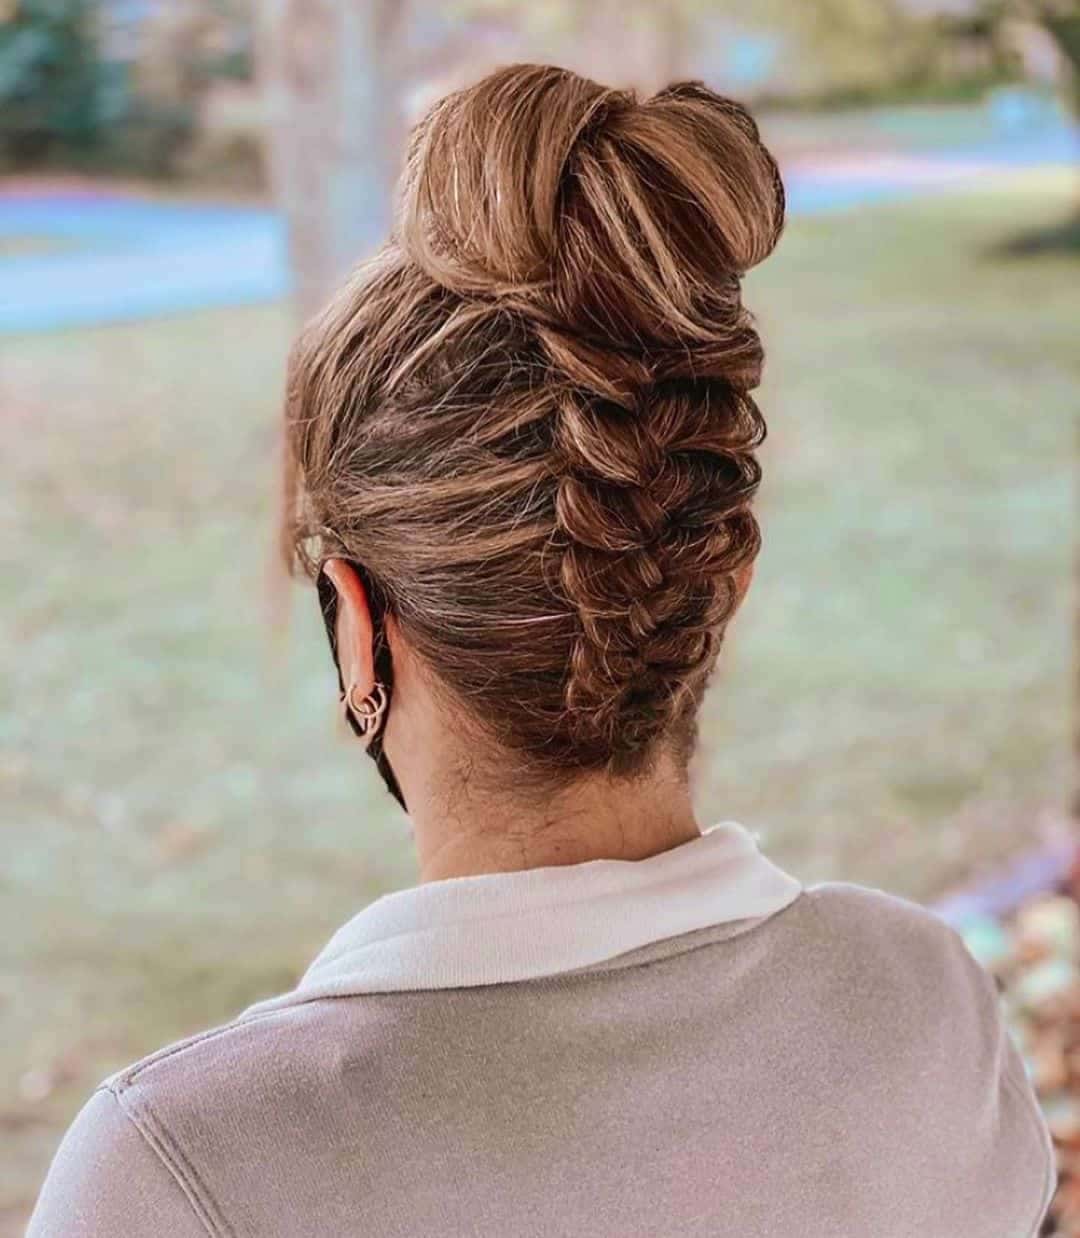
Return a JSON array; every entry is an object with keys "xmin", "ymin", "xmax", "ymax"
[{"xmin": 283, "ymin": 62, "xmax": 785, "ymax": 787}]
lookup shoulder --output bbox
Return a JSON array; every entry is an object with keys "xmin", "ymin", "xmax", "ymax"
[
  {"xmin": 780, "ymin": 880, "xmax": 1056, "ymax": 1229},
  {"xmin": 800, "ymin": 874, "xmax": 970, "ymax": 949},
  {"xmin": 30, "ymin": 995, "xmax": 387, "ymax": 1236},
  {"xmin": 796, "ymin": 877, "xmax": 1000, "ymax": 991},
  {"xmin": 26, "ymin": 1085, "xmax": 209, "ymax": 1236},
  {"xmin": 790, "ymin": 879, "xmax": 1016, "ymax": 1067}
]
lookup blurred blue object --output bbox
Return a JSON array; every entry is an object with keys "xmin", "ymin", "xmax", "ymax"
[
  {"xmin": 0, "ymin": 192, "xmax": 290, "ymax": 332},
  {"xmin": 959, "ymin": 914, "xmax": 1013, "ymax": 971},
  {"xmin": 986, "ymin": 85, "xmax": 1065, "ymax": 136},
  {"xmin": 724, "ymin": 34, "xmax": 781, "ymax": 91}
]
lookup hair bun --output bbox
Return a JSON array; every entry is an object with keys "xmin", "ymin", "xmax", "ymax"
[
  {"xmin": 286, "ymin": 64, "xmax": 783, "ymax": 779},
  {"xmin": 398, "ymin": 63, "xmax": 785, "ymax": 391}
]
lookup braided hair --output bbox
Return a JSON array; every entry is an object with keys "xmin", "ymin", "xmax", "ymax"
[{"xmin": 283, "ymin": 63, "xmax": 785, "ymax": 788}]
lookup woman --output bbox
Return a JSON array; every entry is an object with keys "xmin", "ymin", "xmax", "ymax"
[{"xmin": 29, "ymin": 63, "xmax": 1054, "ymax": 1237}]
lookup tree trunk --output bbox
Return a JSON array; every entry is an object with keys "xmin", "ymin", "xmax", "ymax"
[{"xmin": 258, "ymin": 0, "xmax": 404, "ymax": 318}]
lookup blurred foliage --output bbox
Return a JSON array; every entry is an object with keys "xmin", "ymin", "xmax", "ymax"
[
  {"xmin": 966, "ymin": 0, "xmax": 1080, "ymax": 107},
  {"xmin": 134, "ymin": 0, "xmax": 253, "ymax": 103},
  {"xmin": 118, "ymin": 0, "xmax": 254, "ymax": 177},
  {"xmin": 456, "ymin": 0, "xmax": 1072, "ymax": 107},
  {"xmin": 460, "ymin": 0, "xmax": 916, "ymax": 87},
  {"xmin": 1, "ymin": 0, "xmax": 1075, "ymax": 179},
  {"xmin": 1043, "ymin": 11, "xmax": 1080, "ymax": 107},
  {"xmin": 0, "ymin": 0, "xmax": 253, "ymax": 175},
  {"xmin": 0, "ymin": 0, "xmax": 110, "ymax": 163},
  {"xmin": 755, "ymin": 68, "xmax": 1023, "ymax": 113}
]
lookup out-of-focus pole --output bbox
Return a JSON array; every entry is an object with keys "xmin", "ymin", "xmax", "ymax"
[{"xmin": 257, "ymin": 0, "xmax": 404, "ymax": 319}]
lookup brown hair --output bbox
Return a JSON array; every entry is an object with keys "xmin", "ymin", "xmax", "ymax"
[{"xmin": 281, "ymin": 63, "xmax": 785, "ymax": 792}]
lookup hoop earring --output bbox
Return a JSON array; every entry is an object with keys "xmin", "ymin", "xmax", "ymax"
[{"xmin": 345, "ymin": 681, "xmax": 388, "ymax": 741}]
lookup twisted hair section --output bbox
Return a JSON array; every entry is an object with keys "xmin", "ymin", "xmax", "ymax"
[{"xmin": 282, "ymin": 63, "xmax": 785, "ymax": 780}]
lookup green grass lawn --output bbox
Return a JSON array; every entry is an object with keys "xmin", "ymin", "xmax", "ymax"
[{"xmin": 1, "ymin": 178, "xmax": 1075, "ymax": 1229}]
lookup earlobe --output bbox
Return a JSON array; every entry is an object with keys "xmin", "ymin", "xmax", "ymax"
[{"xmin": 345, "ymin": 680, "xmax": 390, "ymax": 742}]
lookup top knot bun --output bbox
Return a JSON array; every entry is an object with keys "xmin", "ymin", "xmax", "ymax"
[
  {"xmin": 287, "ymin": 63, "xmax": 785, "ymax": 776},
  {"xmin": 398, "ymin": 63, "xmax": 785, "ymax": 392}
]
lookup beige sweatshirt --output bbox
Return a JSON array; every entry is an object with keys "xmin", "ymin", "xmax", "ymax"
[{"xmin": 27, "ymin": 821, "xmax": 1056, "ymax": 1237}]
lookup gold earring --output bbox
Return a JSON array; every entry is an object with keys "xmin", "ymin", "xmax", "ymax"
[{"xmin": 345, "ymin": 681, "xmax": 388, "ymax": 740}]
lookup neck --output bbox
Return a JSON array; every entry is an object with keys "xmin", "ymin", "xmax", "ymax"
[{"xmin": 408, "ymin": 748, "xmax": 703, "ymax": 884}]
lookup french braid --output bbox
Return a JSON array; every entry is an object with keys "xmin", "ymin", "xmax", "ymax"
[{"xmin": 283, "ymin": 63, "xmax": 785, "ymax": 782}]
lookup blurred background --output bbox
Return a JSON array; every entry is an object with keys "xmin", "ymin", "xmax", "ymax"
[{"xmin": 1, "ymin": 0, "xmax": 1078, "ymax": 1232}]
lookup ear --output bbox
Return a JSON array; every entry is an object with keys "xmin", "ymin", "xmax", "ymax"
[
  {"xmin": 321, "ymin": 559, "xmax": 378, "ymax": 694},
  {"xmin": 733, "ymin": 558, "xmax": 755, "ymax": 607}
]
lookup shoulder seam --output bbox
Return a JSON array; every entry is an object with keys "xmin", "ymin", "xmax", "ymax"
[
  {"xmin": 104, "ymin": 1083, "xmax": 232, "ymax": 1238},
  {"xmin": 112, "ymin": 1003, "xmax": 305, "ymax": 1087},
  {"xmin": 111, "ymin": 1021, "xmax": 248, "ymax": 1087}
]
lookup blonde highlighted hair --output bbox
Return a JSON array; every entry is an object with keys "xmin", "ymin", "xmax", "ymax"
[{"xmin": 282, "ymin": 63, "xmax": 785, "ymax": 786}]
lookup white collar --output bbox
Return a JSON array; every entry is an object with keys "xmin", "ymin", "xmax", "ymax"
[{"xmin": 242, "ymin": 820, "xmax": 802, "ymax": 1012}]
